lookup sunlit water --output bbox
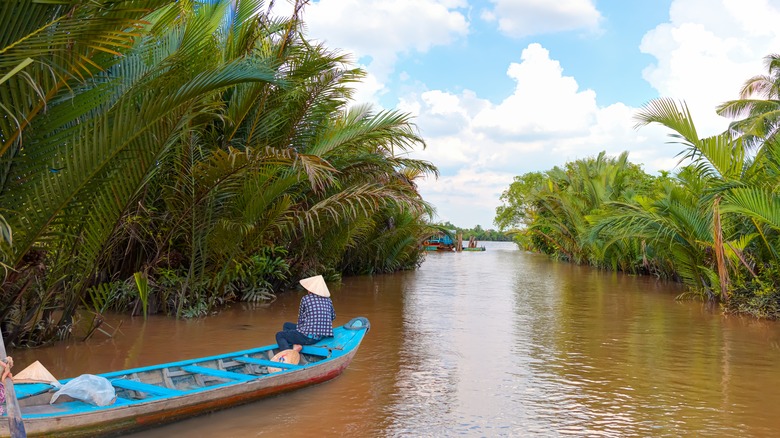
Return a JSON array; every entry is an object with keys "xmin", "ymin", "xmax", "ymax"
[{"xmin": 11, "ymin": 242, "xmax": 780, "ymax": 436}]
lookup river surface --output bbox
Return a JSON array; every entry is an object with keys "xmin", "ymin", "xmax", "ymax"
[{"xmin": 11, "ymin": 242, "xmax": 780, "ymax": 437}]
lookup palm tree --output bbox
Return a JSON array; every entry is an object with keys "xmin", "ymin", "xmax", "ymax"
[
  {"xmin": 0, "ymin": 0, "xmax": 177, "ymax": 342},
  {"xmin": 507, "ymin": 151, "xmax": 651, "ymax": 267},
  {"xmin": 0, "ymin": 0, "xmax": 439, "ymax": 342},
  {"xmin": 591, "ymin": 171, "xmax": 716, "ymax": 295},
  {"xmin": 717, "ymin": 53, "xmax": 780, "ymax": 148},
  {"xmin": 628, "ymin": 98, "xmax": 780, "ymax": 301},
  {"xmin": 136, "ymin": 19, "xmax": 436, "ymax": 314},
  {"xmin": 0, "ymin": 0, "xmax": 290, "ymax": 341}
]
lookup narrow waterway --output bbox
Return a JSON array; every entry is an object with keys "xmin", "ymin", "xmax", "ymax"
[{"xmin": 11, "ymin": 242, "xmax": 780, "ymax": 436}]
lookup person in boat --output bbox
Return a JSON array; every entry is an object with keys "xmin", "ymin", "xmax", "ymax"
[
  {"xmin": 0, "ymin": 356, "xmax": 13, "ymax": 415},
  {"xmin": 275, "ymin": 275, "xmax": 336, "ymax": 352}
]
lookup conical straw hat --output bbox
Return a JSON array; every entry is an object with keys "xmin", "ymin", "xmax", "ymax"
[
  {"xmin": 14, "ymin": 360, "xmax": 60, "ymax": 386},
  {"xmin": 267, "ymin": 349, "xmax": 301, "ymax": 373},
  {"xmin": 299, "ymin": 275, "xmax": 330, "ymax": 297}
]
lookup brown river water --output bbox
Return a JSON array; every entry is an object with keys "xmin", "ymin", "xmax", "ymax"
[{"xmin": 10, "ymin": 241, "xmax": 780, "ymax": 437}]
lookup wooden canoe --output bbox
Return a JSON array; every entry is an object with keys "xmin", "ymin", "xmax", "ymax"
[{"xmin": 0, "ymin": 317, "xmax": 370, "ymax": 437}]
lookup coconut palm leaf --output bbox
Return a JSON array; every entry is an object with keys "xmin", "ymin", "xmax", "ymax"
[
  {"xmin": 722, "ymin": 188, "xmax": 780, "ymax": 230},
  {"xmin": 634, "ymin": 98, "xmax": 699, "ymax": 149},
  {"xmin": 717, "ymin": 53, "xmax": 780, "ymax": 144},
  {"xmin": 687, "ymin": 134, "xmax": 747, "ymax": 181},
  {"xmin": 5, "ymin": 61, "xmax": 279, "ymax": 263},
  {"xmin": 0, "ymin": 0, "xmax": 174, "ymax": 174}
]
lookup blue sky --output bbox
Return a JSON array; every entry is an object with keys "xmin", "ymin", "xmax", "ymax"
[
  {"xmin": 380, "ymin": 0, "xmax": 672, "ymax": 108},
  {"xmin": 277, "ymin": 0, "xmax": 780, "ymax": 228}
]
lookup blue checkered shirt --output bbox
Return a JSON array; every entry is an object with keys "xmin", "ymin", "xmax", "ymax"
[{"xmin": 296, "ymin": 293, "xmax": 335, "ymax": 338}]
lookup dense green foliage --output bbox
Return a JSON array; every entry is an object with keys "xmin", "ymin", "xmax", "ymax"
[
  {"xmin": 496, "ymin": 56, "xmax": 780, "ymax": 318},
  {"xmin": 432, "ymin": 222, "xmax": 512, "ymax": 242},
  {"xmin": 0, "ymin": 0, "xmax": 437, "ymax": 346}
]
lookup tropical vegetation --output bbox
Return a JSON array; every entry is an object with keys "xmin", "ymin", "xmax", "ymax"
[
  {"xmin": 496, "ymin": 54, "xmax": 780, "ymax": 319},
  {"xmin": 0, "ymin": 0, "xmax": 437, "ymax": 347},
  {"xmin": 430, "ymin": 222, "xmax": 512, "ymax": 242}
]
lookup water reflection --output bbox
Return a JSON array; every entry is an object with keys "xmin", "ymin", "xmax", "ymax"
[{"xmin": 9, "ymin": 242, "xmax": 780, "ymax": 436}]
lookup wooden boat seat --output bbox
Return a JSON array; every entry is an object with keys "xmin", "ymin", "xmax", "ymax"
[
  {"xmin": 181, "ymin": 365, "xmax": 256, "ymax": 382},
  {"xmin": 300, "ymin": 346, "xmax": 330, "ymax": 357},
  {"xmin": 15, "ymin": 383, "xmax": 55, "ymax": 399},
  {"xmin": 232, "ymin": 356, "xmax": 303, "ymax": 370},
  {"xmin": 111, "ymin": 379, "xmax": 184, "ymax": 396}
]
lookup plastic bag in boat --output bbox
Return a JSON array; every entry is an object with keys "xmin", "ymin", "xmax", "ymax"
[{"xmin": 50, "ymin": 374, "xmax": 116, "ymax": 406}]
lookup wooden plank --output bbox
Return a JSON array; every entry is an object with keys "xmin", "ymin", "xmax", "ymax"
[
  {"xmin": 180, "ymin": 366, "xmax": 256, "ymax": 382},
  {"xmin": 15, "ymin": 383, "xmax": 54, "ymax": 399},
  {"xmin": 110, "ymin": 379, "xmax": 183, "ymax": 396},
  {"xmin": 232, "ymin": 357, "xmax": 302, "ymax": 370},
  {"xmin": 300, "ymin": 346, "xmax": 331, "ymax": 357},
  {"xmin": 161, "ymin": 368, "xmax": 176, "ymax": 388}
]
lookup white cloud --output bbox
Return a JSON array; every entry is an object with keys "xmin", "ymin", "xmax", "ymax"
[
  {"xmin": 640, "ymin": 0, "xmax": 780, "ymax": 136},
  {"xmin": 417, "ymin": 169, "xmax": 516, "ymax": 228},
  {"xmin": 472, "ymin": 44, "xmax": 597, "ymax": 140},
  {"xmin": 482, "ymin": 0, "xmax": 602, "ymax": 38},
  {"xmin": 349, "ymin": 68, "xmax": 386, "ymax": 107},
  {"xmin": 301, "ymin": 0, "xmax": 468, "ymax": 81},
  {"xmin": 404, "ymin": 45, "xmax": 670, "ymax": 227}
]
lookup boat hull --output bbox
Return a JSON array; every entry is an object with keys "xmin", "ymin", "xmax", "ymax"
[
  {"xmin": 26, "ymin": 350, "xmax": 354, "ymax": 437},
  {"xmin": 0, "ymin": 318, "xmax": 369, "ymax": 437}
]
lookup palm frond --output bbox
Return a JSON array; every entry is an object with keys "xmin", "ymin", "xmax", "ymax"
[
  {"xmin": 722, "ymin": 187, "xmax": 780, "ymax": 230},
  {"xmin": 634, "ymin": 98, "xmax": 699, "ymax": 147}
]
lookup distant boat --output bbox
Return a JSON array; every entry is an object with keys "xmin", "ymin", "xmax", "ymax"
[
  {"xmin": 423, "ymin": 231, "xmax": 456, "ymax": 251},
  {"xmin": 461, "ymin": 235, "xmax": 486, "ymax": 251},
  {"xmin": 423, "ymin": 232, "xmax": 487, "ymax": 252},
  {"xmin": 423, "ymin": 237, "xmax": 455, "ymax": 251},
  {"xmin": 2, "ymin": 317, "xmax": 370, "ymax": 437}
]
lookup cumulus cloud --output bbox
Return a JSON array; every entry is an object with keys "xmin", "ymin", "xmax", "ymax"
[
  {"xmin": 300, "ymin": 0, "xmax": 468, "ymax": 81},
  {"xmin": 640, "ymin": 0, "xmax": 780, "ymax": 135},
  {"xmin": 416, "ymin": 169, "xmax": 516, "ymax": 227},
  {"xmin": 409, "ymin": 44, "xmax": 667, "ymax": 171},
  {"xmin": 472, "ymin": 44, "xmax": 597, "ymax": 140},
  {"xmin": 403, "ymin": 45, "xmax": 669, "ymax": 227},
  {"xmin": 482, "ymin": 0, "xmax": 602, "ymax": 37}
]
